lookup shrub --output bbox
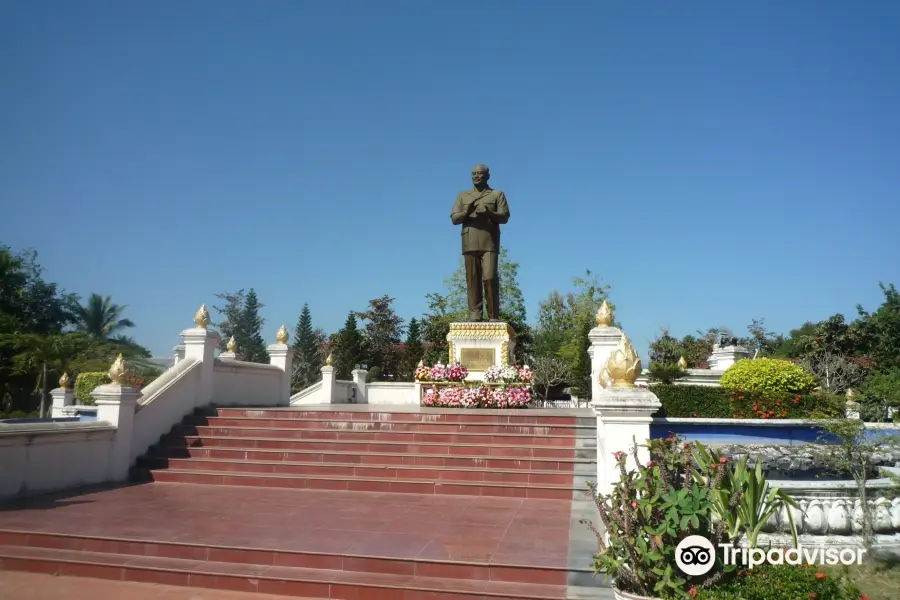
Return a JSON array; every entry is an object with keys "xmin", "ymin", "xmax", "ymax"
[
  {"xmin": 720, "ymin": 358, "xmax": 817, "ymax": 397},
  {"xmin": 581, "ymin": 435, "xmax": 737, "ymax": 598},
  {"xmin": 731, "ymin": 390, "xmax": 845, "ymax": 420},
  {"xmin": 698, "ymin": 564, "xmax": 858, "ymax": 600},
  {"xmin": 653, "ymin": 385, "xmax": 732, "ymax": 418},
  {"xmin": 74, "ymin": 372, "xmax": 110, "ymax": 406},
  {"xmin": 648, "ymin": 362, "xmax": 687, "ymax": 384}
]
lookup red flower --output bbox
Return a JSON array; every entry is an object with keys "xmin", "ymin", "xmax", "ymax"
[
  {"xmin": 719, "ymin": 457, "xmax": 727, "ymax": 464},
  {"xmin": 646, "ymin": 461, "xmax": 654, "ymax": 468},
  {"xmin": 809, "ymin": 594, "xmax": 817, "ymax": 599},
  {"xmin": 861, "ymin": 595, "xmax": 871, "ymax": 600},
  {"xmin": 688, "ymin": 588, "xmax": 698, "ymax": 597},
  {"xmin": 738, "ymin": 396, "xmax": 743, "ymax": 401},
  {"xmin": 793, "ymin": 398, "xmax": 800, "ymax": 404},
  {"xmin": 815, "ymin": 572, "xmax": 826, "ymax": 580},
  {"xmin": 775, "ymin": 400, "xmax": 782, "ymax": 406}
]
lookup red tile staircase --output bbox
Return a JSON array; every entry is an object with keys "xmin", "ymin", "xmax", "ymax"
[{"xmin": 0, "ymin": 406, "xmax": 606, "ymax": 599}]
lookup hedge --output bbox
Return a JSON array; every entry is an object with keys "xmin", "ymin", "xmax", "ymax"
[
  {"xmin": 74, "ymin": 372, "xmax": 110, "ymax": 406},
  {"xmin": 651, "ymin": 384, "xmax": 845, "ymax": 419},
  {"xmin": 720, "ymin": 357, "xmax": 817, "ymax": 396},
  {"xmin": 652, "ymin": 384, "xmax": 731, "ymax": 418}
]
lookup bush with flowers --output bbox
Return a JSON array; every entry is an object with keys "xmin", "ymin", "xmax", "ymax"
[{"xmin": 696, "ymin": 563, "xmax": 859, "ymax": 600}]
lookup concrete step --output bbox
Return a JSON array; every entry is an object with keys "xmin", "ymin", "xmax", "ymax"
[
  {"xmin": 174, "ymin": 424, "xmax": 590, "ymax": 447},
  {"xmin": 215, "ymin": 407, "xmax": 586, "ymax": 426},
  {"xmin": 160, "ymin": 444, "xmax": 597, "ymax": 473},
  {"xmin": 0, "ymin": 543, "xmax": 573, "ymax": 599},
  {"xmin": 139, "ymin": 468, "xmax": 579, "ymax": 499},
  {"xmin": 169, "ymin": 434, "xmax": 589, "ymax": 460},
  {"xmin": 141, "ymin": 456, "xmax": 581, "ymax": 485}
]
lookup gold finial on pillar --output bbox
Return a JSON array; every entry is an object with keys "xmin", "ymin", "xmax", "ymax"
[
  {"xmin": 845, "ymin": 388, "xmax": 855, "ymax": 401},
  {"xmin": 598, "ymin": 367, "xmax": 612, "ymax": 389},
  {"xmin": 59, "ymin": 372, "xmax": 71, "ymax": 389},
  {"xmin": 325, "ymin": 352, "xmax": 334, "ymax": 367},
  {"xmin": 108, "ymin": 354, "xmax": 127, "ymax": 384},
  {"xmin": 678, "ymin": 356, "xmax": 688, "ymax": 370},
  {"xmin": 595, "ymin": 300, "xmax": 614, "ymax": 327},
  {"xmin": 276, "ymin": 324, "xmax": 289, "ymax": 345},
  {"xmin": 605, "ymin": 335, "xmax": 642, "ymax": 388},
  {"xmin": 226, "ymin": 336, "xmax": 238, "ymax": 353},
  {"xmin": 417, "ymin": 359, "xmax": 424, "ymax": 368},
  {"xmin": 194, "ymin": 304, "xmax": 211, "ymax": 329}
]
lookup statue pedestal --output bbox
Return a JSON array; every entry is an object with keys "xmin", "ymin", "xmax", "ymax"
[
  {"xmin": 446, "ymin": 322, "xmax": 516, "ymax": 381},
  {"xmin": 708, "ymin": 345, "xmax": 750, "ymax": 371}
]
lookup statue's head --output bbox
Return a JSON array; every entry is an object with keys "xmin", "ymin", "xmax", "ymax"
[{"xmin": 471, "ymin": 164, "xmax": 490, "ymax": 187}]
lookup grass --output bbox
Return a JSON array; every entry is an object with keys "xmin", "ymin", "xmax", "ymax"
[{"xmin": 828, "ymin": 560, "xmax": 900, "ymax": 600}]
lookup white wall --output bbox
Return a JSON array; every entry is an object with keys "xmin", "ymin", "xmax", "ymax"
[
  {"xmin": 366, "ymin": 382, "xmax": 417, "ymax": 405},
  {"xmin": 213, "ymin": 359, "xmax": 284, "ymax": 406},
  {"xmin": 0, "ymin": 423, "xmax": 116, "ymax": 500},
  {"xmin": 131, "ymin": 358, "xmax": 201, "ymax": 463}
]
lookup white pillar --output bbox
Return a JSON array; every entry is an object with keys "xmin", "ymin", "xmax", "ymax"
[
  {"xmin": 321, "ymin": 365, "xmax": 336, "ymax": 404},
  {"xmin": 351, "ymin": 369, "xmax": 368, "ymax": 404},
  {"xmin": 588, "ymin": 324, "xmax": 624, "ymax": 400},
  {"xmin": 50, "ymin": 387, "xmax": 75, "ymax": 418},
  {"xmin": 592, "ymin": 386, "xmax": 661, "ymax": 496},
  {"xmin": 93, "ymin": 382, "xmax": 141, "ymax": 481},
  {"xmin": 708, "ymin": 345, "xmax": 750, "ymax": 371},
  {"xmin": 173, "ymin": 344, "xmax": 186, "ymax": 365},
  {"xmin": 268, "ymin": 344, "xmax": 294, "ymax": 406},
  {"xmin": 180, "ymin": 327, "xmax": 220, "ymax": 409}
]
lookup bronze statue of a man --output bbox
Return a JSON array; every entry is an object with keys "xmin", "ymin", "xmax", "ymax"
[{"xmin": 450, "ymin": 164, "xmax": 511, "ymax": 321}]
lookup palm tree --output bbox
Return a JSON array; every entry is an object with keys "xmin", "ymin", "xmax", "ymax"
[
  {"xmin": 73, "ymin": 293, "xmax": 135, "ymax": 339},
  {"xmin": 0, "ymin": 333, "xmax": 88, "ymax": 417}
]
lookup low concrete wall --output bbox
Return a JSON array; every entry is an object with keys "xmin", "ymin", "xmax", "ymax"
[
  {"xmin": 367, "ymin": 382, "xmax": 417, "ymax": 405},
  {"xmin": 0, "ymin": 422, "xmax": 117, "ymax": 500},
  {"xmin": 213, "ymin": 359, "xmax": 284, "ymax": 407}
]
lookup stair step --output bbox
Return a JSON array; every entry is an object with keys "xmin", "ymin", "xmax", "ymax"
[
  {"xmin": 141, "ymin": 469, "xmax": 576, "ymax": 499},
  {"xmin": 171, "ymin": 435, "xmax": 583, "ymax": 459},
  {"xmin": 0, "ymin": 530, "xmax": 574, "ymax": 586},
  {"xmin": 161, "ymin": 445, "xmax": 595, "ymax": 471},
  {"xmin": 142, "ymin": 457, "xmax": 578, "ymax": 485},
  {"xmin": 215, "ymin": 407, "xmax": 582, "ymax": 426},
  {"xmin": 0, "ymin": 544, "xmax": 569, "ymax": 599},
  {"xmin": 194, "ymin": 416, "xmax": 591, "ymax": 436},
  {"xmin": 177, "ymin": 425, "xmax": 585, "ymax": 446}
]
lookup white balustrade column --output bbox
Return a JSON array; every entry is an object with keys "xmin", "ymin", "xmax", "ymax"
[
  {"xmin": 351, "ymin": 369, "xmax": 368, "ymax": 404},
  {"xmin": 588, "ymin": 325, "xmax": 624, "ymax": 399},
  {"xmin": 321, "ymin": 365, "xmax": 336, "ymax": 404},
  {"xmin": 181, "ymin": 327, "xmax": 220, "ymax": 409},
  {"xmin": 173, "ymin": 344, "xmax": 186, "ymax": 365},
  {"xmin": 50, "ymin": 387, "xmax": 75, "ymax": 418},
  {"xmin": 592, "ymin": 386, "xmax": 661, "ymax": 496},
  {"xmin": 267, "ymin": 344, "xmax": 294, "ymax": 406},
  {"xmin": 93, "ymin": 382, "xmax": 141, "ymax": 481}
]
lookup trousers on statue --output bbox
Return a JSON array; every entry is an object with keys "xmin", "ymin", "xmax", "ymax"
[{"xmin": 464, "ymin": 251, "xmax": 499, "ymax": 321}]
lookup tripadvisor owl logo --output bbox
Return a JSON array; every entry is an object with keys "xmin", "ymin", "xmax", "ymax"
[{"xmin": 675, "ymin": 535, "xmax": 716, "ymax": 576}]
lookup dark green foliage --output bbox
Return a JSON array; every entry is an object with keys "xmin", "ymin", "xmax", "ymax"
[
  {"xmin": 420, "ymin": 293, "xmax": 453, "ymax": 366},
  {"xmin": 647, "ymin": 362, "xmax": 687, "ymax": 384},
  {"xmin": 652, "ymin": 385, "xmax": 733, "ymax": 418},
  {"xmin": 355, "ymin": 295, "xmax": 403, "ymax": 381},
  {"xmin": 566, "ymin": 318, "xmax": 593, "ymax": 399},
  {"xmin": 74, "ymin": 372, "xmax": 110, "ymax": 406},
  {"xmin": 332, "ymin": 312, "xmax": 366, "ymax": 380},
  {"xmin": 238, "ymin": 289, "xmax": 268, "ymax": 363},
  {"xmin": 213, "ymin": 288, "xmax": 268, "ymax": 363},
  {"xmin": 399, "ymin": 317, "xmax": 423, "ymax": 381},
  {"xmin": 700, "ymin": 564, "xmax": 858, "ymax": 600},
  {"xmin": 72, "ymin": 293, "xmax": 135, "ymax": 339},
  {"xmin": 856, "ymin": 282, "xmax": 900, "ymax": 371},
  {"xmin": 291, "ymin": 303, "xmax": 322, "ymax": 391}
]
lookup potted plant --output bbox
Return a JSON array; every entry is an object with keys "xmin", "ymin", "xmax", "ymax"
[{"xmin": 581, "ymin": 435, "xmax": 740, "ymax": 599}]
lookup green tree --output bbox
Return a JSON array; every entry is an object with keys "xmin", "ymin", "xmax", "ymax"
[
  {"xmin": 72, "ymin": 293, "xmax": 135, "ymax": 340},
  {"xmin": 239, "ymin": 289, "xmax": 268, "ymax": 363},
  {"xmin": 0, "ymin": 333, "xmax": 87, "ymax": 417},
  {"xmin": 856, "ymin": 282, "xmax": 900, "ymax": 371},
  {"xmin": 213, "ymin": 289, "xmax": 247, "ymax": 352},
  {"xmin": 355, "ymin": 295, "xmax": 404, "ymax": 380},
  {"xmin": 399, "ymin": 317, "xmax": 423, "ymax": 381},
  {"xmin": 420, "ymin": 293, "xmax": 454, "ymax": 366},
  {"xmin": 332, "ymin": 312, "xmax": 366, "ymax": 380},
  {"xmin": 291, "ymin": 303, "xmax": 323, "ymax": 392}
]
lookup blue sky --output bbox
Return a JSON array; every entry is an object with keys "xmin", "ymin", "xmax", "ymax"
[{"xmin": 2, "ymin": 1, "xmax": 898, "ymax": 360}]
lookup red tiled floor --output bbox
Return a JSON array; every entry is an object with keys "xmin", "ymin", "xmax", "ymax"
[
  {"xmin": 0, "ymin": 570, "xmax": 320, "ymax": 599},
  {"xmin": 0, "ymin": 483, "xmax": 572, "ymax": 568}
]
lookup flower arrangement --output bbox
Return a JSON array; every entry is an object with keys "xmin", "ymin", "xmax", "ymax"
[
  {"xmin": 414, "ymin": 362, "xmax": 431, "ymax": 381},
  {"xmin": 422, "ymin": 384, "xmax": 532, "ymax": 409},
  {"xmin": 418, "ymin": 362, "xmax": 469, "ymax": 382},
  {"xmin": 484, "ymin": 364, "xmax": 533, "ymax": 384}
]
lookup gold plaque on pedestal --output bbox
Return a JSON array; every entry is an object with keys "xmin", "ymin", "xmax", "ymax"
[{"xmin": 460, "ymin": 348, "xmax": 496, "ymax": 371}]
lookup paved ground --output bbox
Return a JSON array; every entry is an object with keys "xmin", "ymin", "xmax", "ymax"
[
  {"xmin": 0, "ymin": 570, "xmax": 315, "ymax": 599},
  {"xmin": 0, "ymin": 482, "xmax": 573, "ymax": 567}
]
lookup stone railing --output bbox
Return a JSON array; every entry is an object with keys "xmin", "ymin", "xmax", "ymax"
[
  {"xmin": 290, "ymin": 381, "xmax": 322, "ymax": 405},
  {"xmin": 213, "ymin": 359, "xmax": 285, "ymax": 406},
  {"xmin": 131, "ymin": 358, "xmax": 201, "ymax": 463}
]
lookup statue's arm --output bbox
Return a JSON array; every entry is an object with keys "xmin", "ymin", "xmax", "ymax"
[
  {"xmin": 484, "ymin": 192, "xmax": 510, "ymax": 224},
  {"xmin": 450, "ymin": 194, "xmax": 471, "ymax": 225}
]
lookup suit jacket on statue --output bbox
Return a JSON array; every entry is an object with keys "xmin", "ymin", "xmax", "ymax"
[{"xmin": 450, "ymin": 187, "xmax": 511, "ymax": 253}]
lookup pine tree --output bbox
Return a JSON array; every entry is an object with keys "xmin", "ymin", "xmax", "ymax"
[
  {"xmin": 238, "ymin": 288, "xmax": 268, "ymax": 363},
  {"xmin": 213, "ymin": 289, "xmax": 247, "ymax": 352},
  {"xmin": 332, "ymin": 312, "xmax": 365, "ymax": 380},
  {"xmin": 400, "ymin": 317, "xmax": 423, "ymax": 380},
  {"xmin": 291, "ymin": 303, "xmax": 322, "ymax": 391},
  {"xmin": 355, "ymin": 295, "xmax": 404, "ymax": 381}
]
